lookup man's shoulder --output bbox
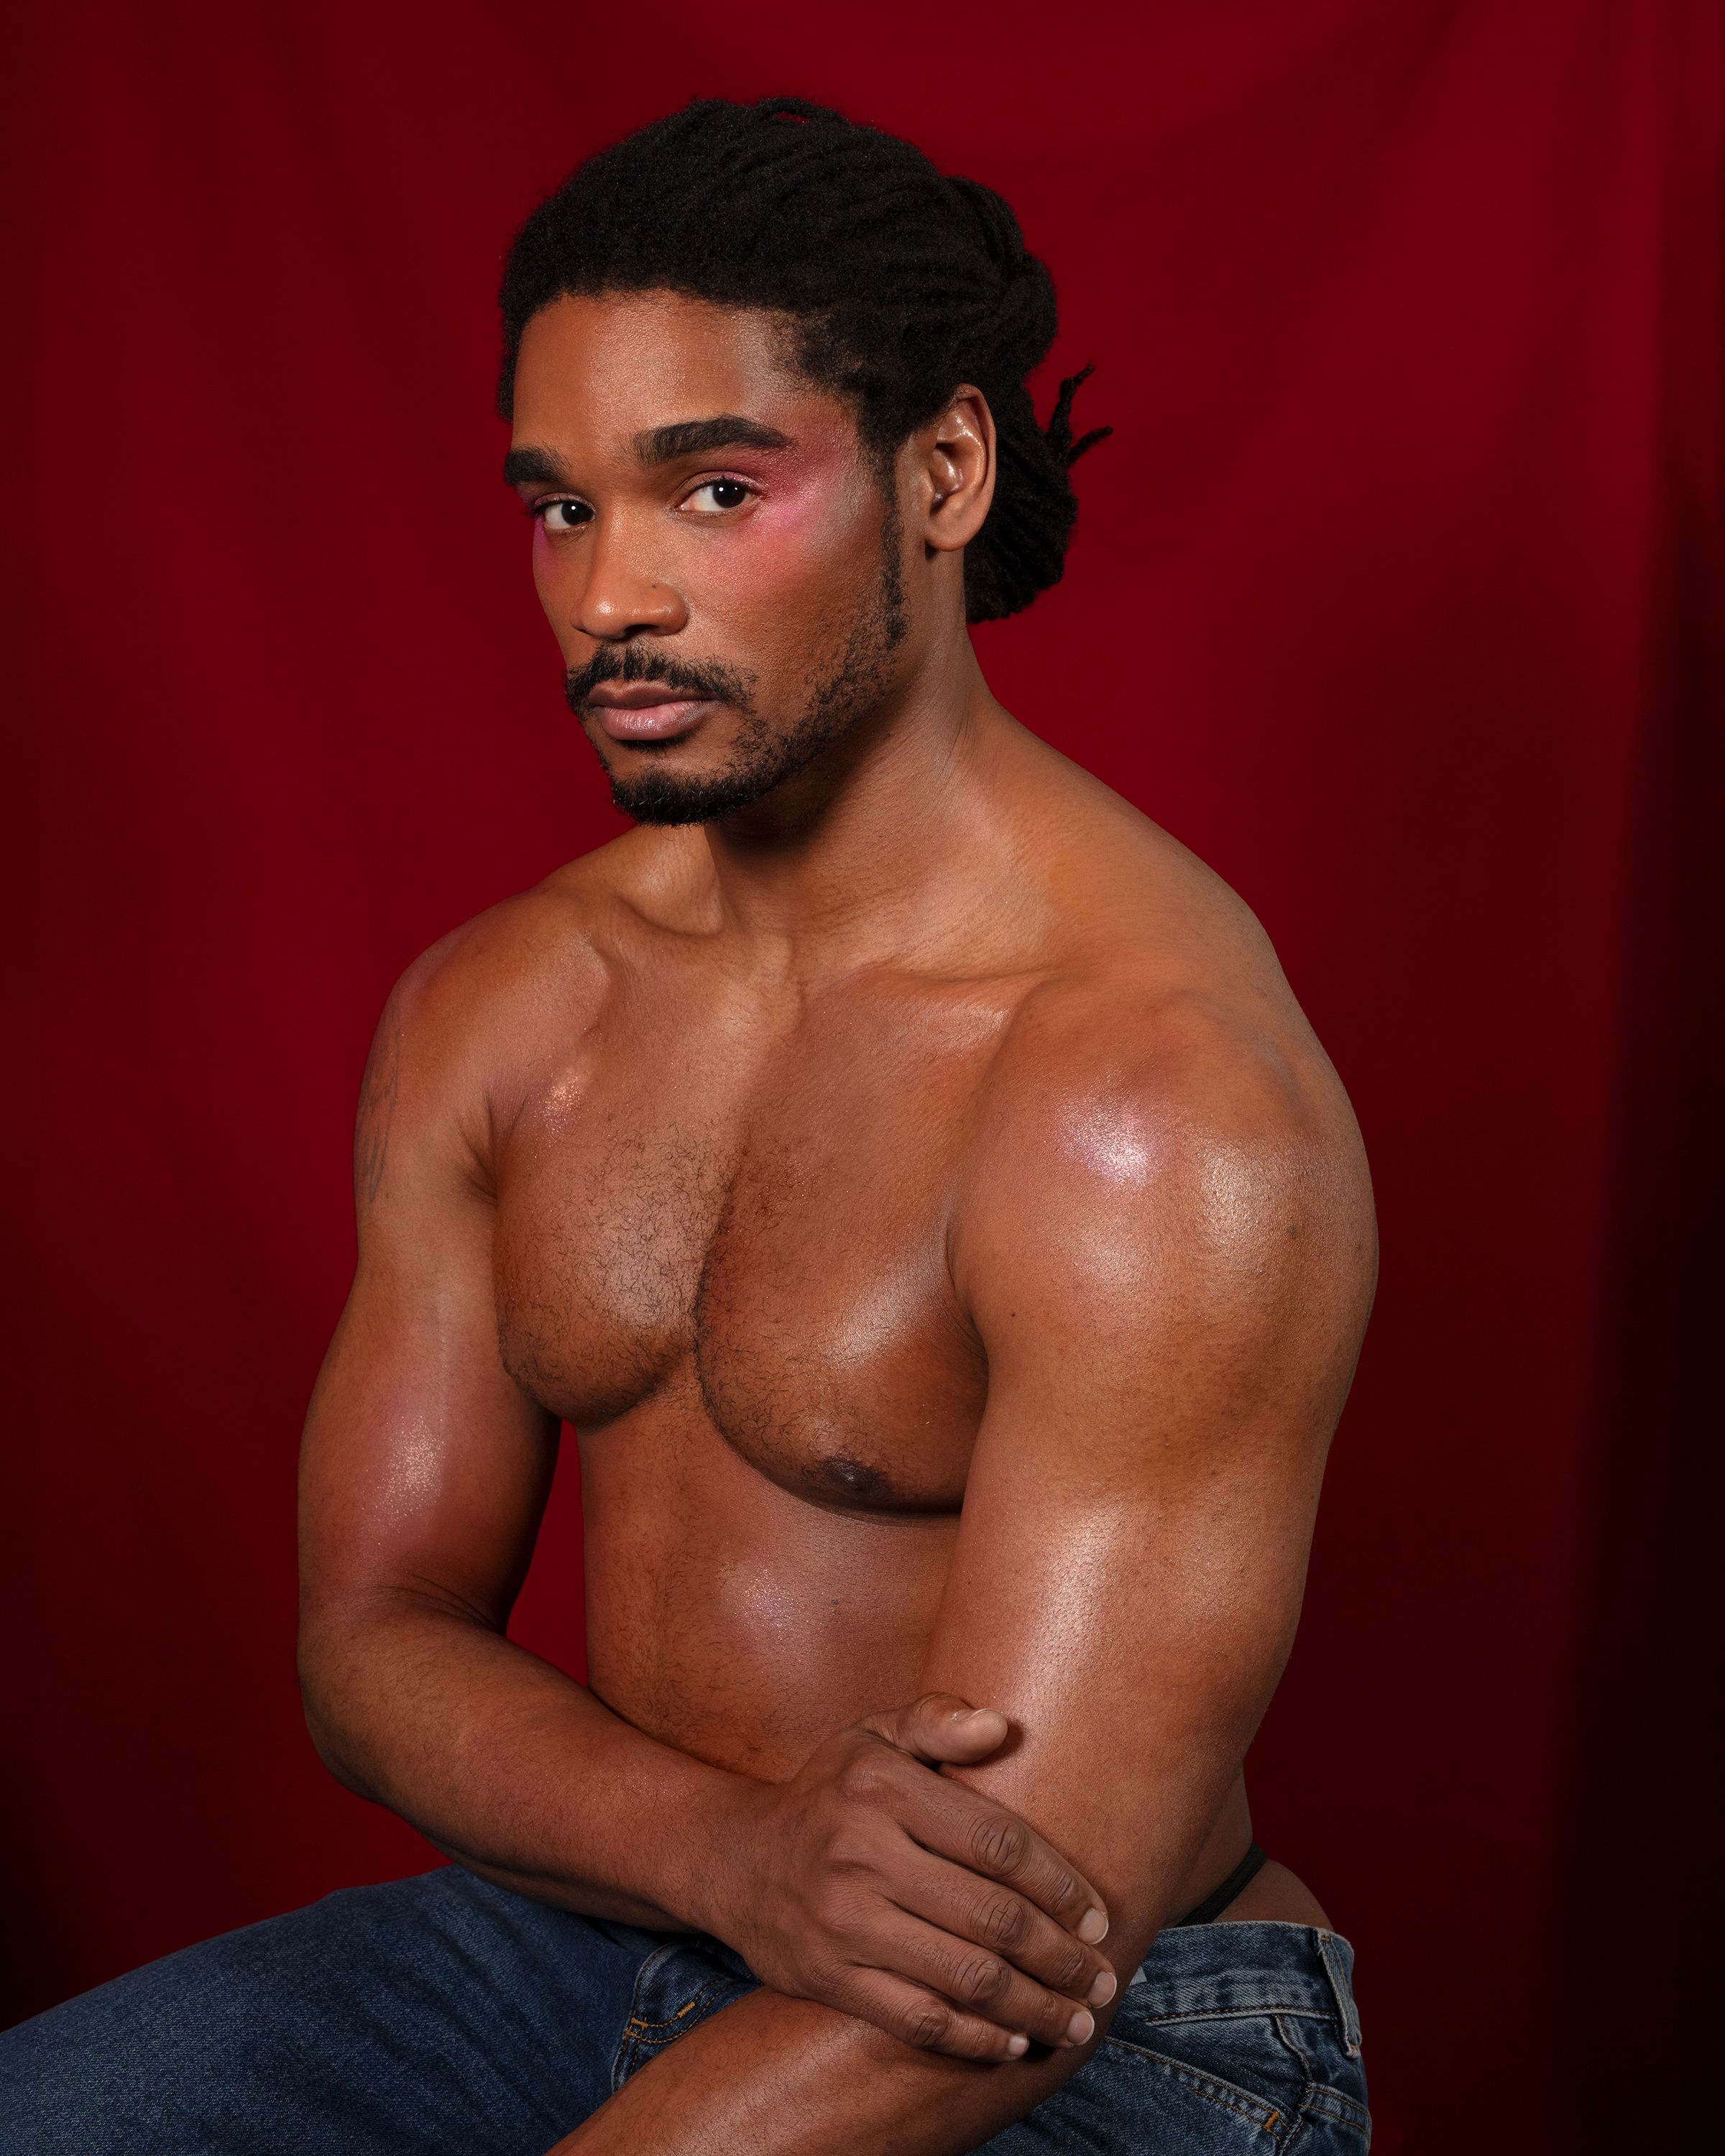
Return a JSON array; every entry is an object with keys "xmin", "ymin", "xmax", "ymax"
[
  {"xmin": 954, "ymin": 930, "xmax": 1375, "ymax": 1335},
  {"xmin": 982, "ymin": 964, "xmax": 1325, "ymax": 1173},
  {"xmin": 964, "ymin": 860, "xmax": 1368, "ymax": 1250},
  {"xmin": 388, "ymin": 825, "xmax": 707, "ymax": 1045}
]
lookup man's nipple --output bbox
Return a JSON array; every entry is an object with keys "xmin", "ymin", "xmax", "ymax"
[{"xmin": 815, "ymin": 1455, "xmax": 893, "ymax": 1503}]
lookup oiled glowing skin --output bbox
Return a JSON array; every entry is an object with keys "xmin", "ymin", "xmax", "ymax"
[
  {"xmin": 298, "ymin": 292, "xmax": 1376, "ymax": 2156},
  {"xmin": 497, "ymin": 962, "xmax": 993, "ymax": 1772}
]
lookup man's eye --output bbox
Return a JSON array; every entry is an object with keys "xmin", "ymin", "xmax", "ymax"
[
  {"xmin": 685, "ymin": 479, "xmax": 754, "ymax": 512},
  {"xmin": 540, "ymin": 499, "xmax": 593, "ymax": 531}
]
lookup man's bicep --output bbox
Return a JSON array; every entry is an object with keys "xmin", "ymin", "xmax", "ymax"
[
  {"xmin": 925, "ymin": 1104, "xmax": 1368, "ymax": 1943},
  {"xmin": 914, "ymin": 1423, "xmax": 1305, "ymax": 1955},
  {"xmin": 300, "ymin": 991, "xmax": 556, "ymax": 1637}
]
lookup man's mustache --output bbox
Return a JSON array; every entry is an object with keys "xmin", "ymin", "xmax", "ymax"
[{"xmin": 565, "ymin": 645, "xmax": 756, "ymax": 716}]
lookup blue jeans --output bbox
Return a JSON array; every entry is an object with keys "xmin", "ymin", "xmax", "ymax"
[{"xmin": 0, "ymin": 1867, "xmax": 1371, "ymax": 2151}]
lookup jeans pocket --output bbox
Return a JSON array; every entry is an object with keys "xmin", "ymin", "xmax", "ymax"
[
  {"xmin": 610, "ymin": 1940, "xmax": 759, "ymax": 2093},
  {"xmin": 1104, "ymin": 2006, "xmax": 1366, "ymax": 2149}
]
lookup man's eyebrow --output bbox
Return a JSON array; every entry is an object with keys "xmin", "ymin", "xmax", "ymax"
[
  {"xmin": 502, "ymin": 446, "xmax": 570, "ymax": 487},
  {"xmin": 502, "ymin": 420, "xmax": 794, "ymax": 489},
  {"xmin": 632, "ymin": 415, "xmax": 795, "ymax": 465}
]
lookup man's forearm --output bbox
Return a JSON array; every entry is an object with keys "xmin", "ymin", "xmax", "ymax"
[
  {"xmin": 551, "ymin": 1984, "xmax": 1110, "ymax": 2156},
  {"xmin": 299, "ymin": 1590, "xmax": 758, "ymax": 1929}
]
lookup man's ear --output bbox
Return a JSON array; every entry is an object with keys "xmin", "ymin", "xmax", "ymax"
[{"xmin": 913, "ymin": 386, "xmax": 995, "ymax": 553}]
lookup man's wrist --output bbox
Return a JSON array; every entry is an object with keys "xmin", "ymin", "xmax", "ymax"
[{"xmin": 657, "ymin": 1770, "xmax": 776, "ymax": 1944}]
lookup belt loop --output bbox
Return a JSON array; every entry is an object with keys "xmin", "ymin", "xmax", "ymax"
[{"xmin": 1314, "ymin": 1931, "xmax": 1363, "ymax": 2058}]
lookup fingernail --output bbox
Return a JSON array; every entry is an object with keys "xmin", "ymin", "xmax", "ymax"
[
  {"xmin": 1006, "ymin": 2034, "xmax": 1029, "ymax": 2058},
  {"xmin": 1077, "ymin": 1907, "xmax": 1108, "ymax": 1945},
  {"xmin": 1065, "ymin": 2009, "xmax": 1095, "ymax": 2045},
  {"xmin": 1087, "ymin": 1971, "xmax": 1116, "ymax": 2007}
]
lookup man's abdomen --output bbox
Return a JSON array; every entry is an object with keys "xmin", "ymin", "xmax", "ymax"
[{"xmin": 576, "ymin": 1386, "xmax": 961, "ymax": 1781}]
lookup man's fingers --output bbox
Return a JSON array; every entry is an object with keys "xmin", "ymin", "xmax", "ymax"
[
  {"xmin": 895, "ymin": 1768, "xmax": 1109, "ymax": 1945},
  {"xmin": 868, "ymin": 1692, "xmax": 1010, "ymax": 1766},
  {"xmin": 888, "ymin": 1845, "xmax": 1116, "ymax": 2007},
  {"xmin": 858, "ymin": 1695, "xmax": 1110, "ymax": 1942},
  {"xmin": 857, "ymin": 1909, "xmax": 1100, "ymax": 2050},
  {"xmin": 827, "ymin": 1966, "xmax": 1090, "ymax": 2063},
  {"xmin": 834, "ymin": 1966, "xmax": 1025, "ymax": 2060}
]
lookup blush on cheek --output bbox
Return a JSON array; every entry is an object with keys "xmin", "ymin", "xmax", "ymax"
[{"xmin": 711, "ymin": 463, "xmax": 877, "ymax": 600}]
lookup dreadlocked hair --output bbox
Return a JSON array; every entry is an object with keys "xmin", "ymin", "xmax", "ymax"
[{"xmin": 497, "ymin": 98, "xmax": 1110, "ymax": 623}]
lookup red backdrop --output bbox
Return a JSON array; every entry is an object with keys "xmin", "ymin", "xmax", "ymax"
[{"xmin": 6, "ymin": 4, "xmax": 1719, "ymax": 2150}]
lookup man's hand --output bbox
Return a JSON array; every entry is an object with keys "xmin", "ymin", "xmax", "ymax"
[{"xmin": 704, "ymin": 1693, "xmax": 1116, "ymax": 2060}]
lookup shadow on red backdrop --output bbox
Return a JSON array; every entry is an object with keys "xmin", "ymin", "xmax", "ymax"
[{"xmin": 4, "ymin": 4, "xmax": 1719, "ymax": 2150}]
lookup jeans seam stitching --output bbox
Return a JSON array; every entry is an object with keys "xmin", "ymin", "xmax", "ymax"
[
  {"xmin": 1300, "ymin": 2088, "xmax": 1371, "ymax": 2129},
  {"xmin": 623, "ymin": 1978, "xmax": 730, "ymax": 2037},
  {"xmin": 1313, "ymin": 1932, "xmax": 1363, "ymax": 2056},
  {"xmin": 1101, "ymin": 2034, "xmax": 1286, "ymax": 2134},
  {"xmin": 1273, "ymin": 2007, "xmax": 1372, "ymax": 2140},
  {"xmin": 612, "ymin": 1945, "xmax": 691, "ymax": 2094},
  {"xmin": 1270, "ymin": 2011, "xmax": 1320, "ymax": 2155},
  {"xmin": 1116, "ymin": 2004, "xmax": 1337, "ymax": 2029}
]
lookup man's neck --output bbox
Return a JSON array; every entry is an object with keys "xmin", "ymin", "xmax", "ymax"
[{"xmin": 689, "ymin": 632, "xmax": 1030, "ymax": 982}]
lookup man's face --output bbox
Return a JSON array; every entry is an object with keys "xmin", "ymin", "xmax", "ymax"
[{"xmin": 506, "ymin": 291, "xmax": 908, "ymax": 824}]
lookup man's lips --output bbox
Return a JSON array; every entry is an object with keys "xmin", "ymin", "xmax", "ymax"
[{"xmin": 584, "ymin": 683, "xmax": 714, "ymax": 742}]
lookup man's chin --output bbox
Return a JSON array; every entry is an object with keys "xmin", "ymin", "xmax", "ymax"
[
  {"xmin": 586, "ymin": 648, "xmax": 883, "ymax": 828},
  {"xmin": 605, "ymin": 761, "xmax": 788, "ymax": 828}
]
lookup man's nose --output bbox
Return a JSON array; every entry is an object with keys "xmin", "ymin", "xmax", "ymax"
[{"xmin": 570, "ymin": 515, "xmax": 689, "ymax": 642}]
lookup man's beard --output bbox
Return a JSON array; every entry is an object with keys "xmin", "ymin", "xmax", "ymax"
[{"xmin": 564, "ymin": 505, "xmax": 908, "ymax": 826}]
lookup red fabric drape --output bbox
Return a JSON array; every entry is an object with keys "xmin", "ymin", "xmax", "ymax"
[{"xmin": 6, "ymin": 5, "xmax": 1719, "ymax": 2148}]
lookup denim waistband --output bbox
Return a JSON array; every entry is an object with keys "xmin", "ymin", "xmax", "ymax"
[{"xmin": 1123, "ymin": 1922, "xmax": 1361, "ymax": 2053}]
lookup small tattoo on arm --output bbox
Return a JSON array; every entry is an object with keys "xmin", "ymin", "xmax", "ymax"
[{"xmin": 355, "ymin": 999, "xmax": 402, "ymax": 1205}]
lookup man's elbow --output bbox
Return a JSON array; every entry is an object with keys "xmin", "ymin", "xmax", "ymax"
[{"xmin": 295, "ymin": 1605, "xmax": 392, "ymax": 1802}]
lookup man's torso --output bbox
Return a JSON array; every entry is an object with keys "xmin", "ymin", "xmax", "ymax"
[{"xmin": 419, "ymin": 729, "xmax": 1348, "ymax": 1830}]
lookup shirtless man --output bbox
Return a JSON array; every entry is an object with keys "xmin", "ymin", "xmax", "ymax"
[{"xmin": 1, "ymin": 98, "xmax": 1375, "ymax": 2155}]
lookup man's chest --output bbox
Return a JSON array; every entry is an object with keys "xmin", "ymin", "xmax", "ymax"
[{"xmin": 491, "ymin": 980, "xmax": 1007, "ymax": 1511}]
